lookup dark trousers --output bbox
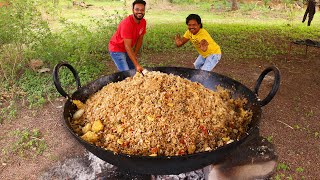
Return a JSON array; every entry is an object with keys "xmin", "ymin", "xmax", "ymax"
[{"xmin": 302, "ymin": 0, "xmax": 316, "ymax": 26}]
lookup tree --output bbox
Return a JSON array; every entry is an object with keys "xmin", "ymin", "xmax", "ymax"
[
  {"xmin": 53, "ymin": 0, "xmax": 59, "ymax": 7},
  {"xmin": 231, "ymin": 0, "xmax": 239, "ymax": 11}
]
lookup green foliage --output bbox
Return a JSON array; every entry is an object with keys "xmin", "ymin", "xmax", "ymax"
[
  {"xmin": 144, "ymin": 23, "xmax": 192, "ymax": 52},
  {"xmin": 0, "ymin": 43, "xmax": 24, "ymax": 82},
  {"xmin": 277, "ymin": 162, "xmax": 290, "ymax": 171},
  {"xmin": 263, "ymin": 0, "xmax": 271, "ymax": 6},
  {"xmin": 275, "ymin": 162, "xmax": 306, "ymax": 180},
  {"xmin": 286, "ymin": 4, "xmax": 298, "ymax": 26},
  {"xmin": 1, "ymin": 1, "xmax": 128, "ymax": 109},
  {"xmin": 14, "ymin": 128, "xmax": 47, "ymax": 156},
  {"xmin": 266, "ymin": 135, "xmax": 273, "ymax": 142},
  {"xmin": 1, "ymin": 0, "xmax": 319, "ymax": 115},
  {"xmin": 171, "ymin": 0, "xmax": 215, "ymax": 3},
  {"xmin": 144, "ymin": 22, "xmax": 319, "ymax": 61},
  {"xmin": 4, "ymin": 128, "xmax": 48, "ymax": 158},
  {"xmin": 296, "ymin": 167, "xmax": 304, "ymax": 173},
  {"xmin": 17, "ymin": 69, "xmax": 54, "ymax": 108},
  {"xmin": 0, "ymin": 0, "xmax": 52, "ymax": 83},
  {"xmin": 305, "ymin": 109, "xmax": 314, "ymax": 117},
  {"xmin": 0, "ymin": 0, "xmax": 54, "ymax": 46},
  {"xmin": 0, "ymin": 101, "xmax": 17, "ymax": 124},
  {"xmin": 282, "ymin": 0, "xmax": 296, "ymax": 5},
  {"xmin": 315, "ymin": 132, "xmax": 319, "ymax": 138}
]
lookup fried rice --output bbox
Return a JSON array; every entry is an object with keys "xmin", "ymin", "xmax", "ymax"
[{"xmin": 70, "ymin": 71, "xmax": 253, "ymax": 156}]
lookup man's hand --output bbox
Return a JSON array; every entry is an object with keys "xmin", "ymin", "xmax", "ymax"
[
  {"xmin": 135, "ymin": 64, "xmax": 144, "ymax": 73},
  {"xmin": 199, "ymin": 39, "xmax": 208, "ymax": 52},
  {"xmin": 175, "ymin": 34, "xmax": 183, "ymax": 47}
]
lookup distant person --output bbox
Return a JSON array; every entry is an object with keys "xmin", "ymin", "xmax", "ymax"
[
  {"xmin": 302, "ymin": 0, "xmax": 316, "ymax": 26},
  {"xmin": 108, "ymin": 0, "xmax": 146, "ymax": 73},
  {"xmin": 175, "ymin": 14, "xmax": 221, "ymax": 71}
]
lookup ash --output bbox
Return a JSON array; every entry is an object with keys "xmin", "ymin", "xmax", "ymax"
[
  {"xmin": 152, "ymin": 169, "xmax": 205, "ymax": 180},
  {"xmin": 40, "ymin": 151, "xmax": 204, "ymax": 180},
  {"xmin": 40, "ymin": 152, "xmax": 114, "ymax": 180}
]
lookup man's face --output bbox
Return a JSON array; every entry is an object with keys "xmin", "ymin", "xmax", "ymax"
[
  {"xmin": 133, "ymin": 3, "xmax": 145, "ymax": 20},
  {"xmin": 187, "ymin": 19, "xmax": 200, "ymax": 35}
]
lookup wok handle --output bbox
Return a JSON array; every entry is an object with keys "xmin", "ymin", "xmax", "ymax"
[
  {"xmin": 253, "ymin": 66, "xmax": 280, "ymax": 107},
  {"xmin": 53, "ymin": 62, "xmax": 81, "ymax": 99}
]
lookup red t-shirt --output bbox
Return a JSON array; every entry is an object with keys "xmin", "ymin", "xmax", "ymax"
[{"xmin": 108, "ymin": 14, "xmax": 147, "ymax": 52}]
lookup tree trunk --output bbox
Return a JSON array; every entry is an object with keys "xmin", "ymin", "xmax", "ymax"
[
  {"xmin": 231, "ymin": 0, "xmax": 239, "ymax": 11},
  {"xmin": 53, "ymin": 0, "xmax": 59, "ymax": 7}
]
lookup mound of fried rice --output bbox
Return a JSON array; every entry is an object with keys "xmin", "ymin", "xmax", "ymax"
[{"xmin": 70, "ymin": 71, "xmax": 252, "ymax": 156}]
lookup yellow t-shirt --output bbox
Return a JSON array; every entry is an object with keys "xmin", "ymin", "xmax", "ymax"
[{"xmin": 183, "ymin": 28, "xmax": 221, "ymax": 58}]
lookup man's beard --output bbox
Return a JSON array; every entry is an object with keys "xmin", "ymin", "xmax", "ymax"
[{"xmin": 134, "ymin": 13, "xmax": 144, "ymax": 20}]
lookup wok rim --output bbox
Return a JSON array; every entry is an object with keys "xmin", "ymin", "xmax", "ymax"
[{"xmin": 63, "ymin": 66, "xmax": 262, "ymax": 159}]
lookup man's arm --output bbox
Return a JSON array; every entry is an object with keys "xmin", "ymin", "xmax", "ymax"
[
  {"xmin": 175, "ymin": 34, "xmax": 189, "ymax": 47},
  {"xmin": 134, "ymin": 35, "xmax": 144, "ymax": 56},
  {"xmin": 123, "ymin": 38, "xmax": 143, "ymax": 72}
]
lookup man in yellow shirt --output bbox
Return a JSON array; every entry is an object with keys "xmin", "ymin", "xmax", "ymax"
[{"xmin": 175, "ymin": 14, "xmax": 222, "ymax": 71}]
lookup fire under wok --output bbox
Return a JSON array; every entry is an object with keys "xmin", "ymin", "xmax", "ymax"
[{"xmin": 53, "ymin": 62, "xmax": 280, "ymax": 175}]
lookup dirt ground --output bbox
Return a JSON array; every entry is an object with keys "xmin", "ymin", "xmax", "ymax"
[{"xmin": 0, "ymin": 44, "xmax": 319, "ymax": 179}]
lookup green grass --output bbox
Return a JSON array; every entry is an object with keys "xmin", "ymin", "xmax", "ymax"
[
  {"xmin": 144, "ymin": 22, "xmax": 318, "ymax": 61},
  {"xmin": 0, "ymin": 101, "xmax": 17, "ymax": 123},
  {"xmin": 0, "ymin": 0, "xmax": 319, "ymax": 121},
  {"xmin": 275, "ymin": 162, "xmax": 307, "ymax": 180},
  {"xmin": 1, "ymin": 128, "xmax": 47, "ymax": 163}
]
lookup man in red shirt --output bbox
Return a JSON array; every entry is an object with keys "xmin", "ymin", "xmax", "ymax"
[{"xmin": 108, "ymin": 0, "xmax": 146, "ymax": 73}]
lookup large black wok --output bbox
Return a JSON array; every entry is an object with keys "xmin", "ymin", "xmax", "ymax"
[{"xmin": 53, "ymin": 62, "xmax": 280, "ymax": 175}]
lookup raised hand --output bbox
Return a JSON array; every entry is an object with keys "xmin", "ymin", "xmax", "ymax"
[
  {"xmin": 175, "ymin": 34, "xmax": 183, "ymax": 46},
  {"xmin": 199, "ymin": 39, "xmax": 208, "ymax": 52}
]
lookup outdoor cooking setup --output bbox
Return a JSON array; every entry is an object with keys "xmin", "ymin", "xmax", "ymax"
[{"xmin": 53, "ymin": 62, "xmax": 280, "ymax": 178}]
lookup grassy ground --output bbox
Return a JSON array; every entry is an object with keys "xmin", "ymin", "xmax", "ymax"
[
  {"xmin": 1, "ymin": 0, "xmax": 319, "ymax": 130},
  {"xmin": 51, "ymin": 1, "xmax": 320, "ymax": 59}
]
